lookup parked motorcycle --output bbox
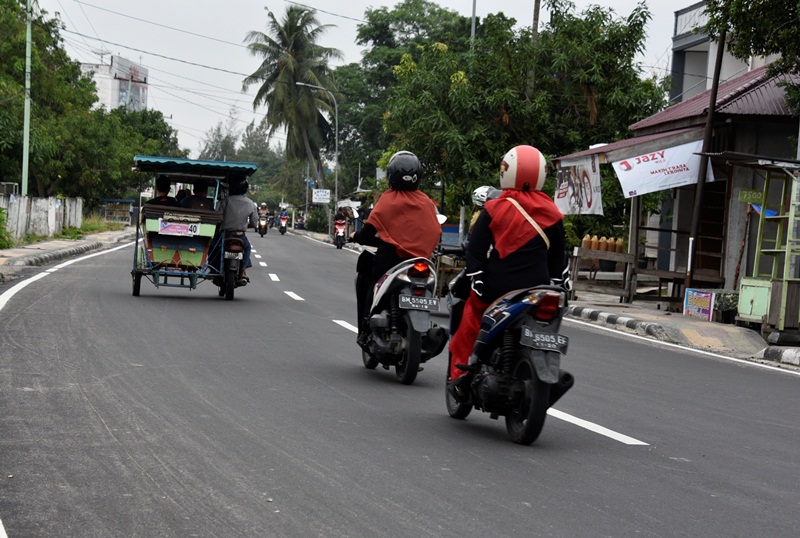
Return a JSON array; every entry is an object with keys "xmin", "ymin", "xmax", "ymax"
[
  {"xmin": 442, "ymin": 246, "xmax": 574, "ymax": 445},
  {"xmin": 214, "ymin": 236, "xmax": 248, "ymax": 300},
  {"xmin": 279, "ymin": 215, "xmax": 288, "ymax": 235},
  {"xmin": 356, "ymin": 251, "xmax": 448, "ymax": 385},
  {"xmin": 334, "ymin": 218, "xmax": 347, "ymax": 249},
  {"xmin": 257, "ymin": 215, "xmax": 269, "ymax": 237}
]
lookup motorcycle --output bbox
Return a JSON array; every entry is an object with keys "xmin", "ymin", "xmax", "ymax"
[
  {"xmin": 355, "ymin": 251, "xmax": 448, "ymax": 385},
  {"xmin": 214, "ymin": 235, "xmax": 248, "ymax": 300},
  {"xmin": 442, "ymin": 246, "xmax": 574, "ymax": 445},
  {"xmin": 257, "ymin": 215, "xmax": 269, "ymax": 237},
  {"xmin": 279, "ymin": 215, "xmax": 288, "ymax": 235},
  {"xmin": 334, "ymin": 218, "xmax": 347, "ymax": 249}
]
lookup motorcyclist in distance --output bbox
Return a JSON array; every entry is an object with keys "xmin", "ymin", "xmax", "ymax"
[
  {"xmin": 219, "ymin": 179, "xmax": 258, "ymax": 282},
  {"xmin": 349, "ymin": 150, "xmax": 442, "ymax": 344},
  {"xmin": 258, "ymin": 202, "xmax": 268, "ymax": 216},
  {"xmin": 447, "ymin": 145, "xmax": 567, "ymax": 400}
]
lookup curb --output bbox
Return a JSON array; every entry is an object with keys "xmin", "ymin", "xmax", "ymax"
[
  {"xmin": 7, "ymin": 241, "xmax": 103, "ymax": 266},
  {"xmin": 565, "ymin": 304, "xmax": 800, "ymax": 368}
]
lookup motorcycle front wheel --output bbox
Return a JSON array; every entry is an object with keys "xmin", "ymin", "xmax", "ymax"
[
  {"xmin": 505, "ymin": 351, "xmax": 550, "ymax": 445},
  {"xmin": 395, "ymin": 315, "xmax": 421, "ymax": 385}
]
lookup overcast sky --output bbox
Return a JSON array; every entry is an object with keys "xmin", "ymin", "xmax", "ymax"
[{"xmin": 36, "ymin": 0, "xmax": 681, "ymax": 158}]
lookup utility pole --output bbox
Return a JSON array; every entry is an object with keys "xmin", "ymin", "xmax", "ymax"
[{"xmin": 21, "ymin": 0, "xmax": 33, "ymax": 196}]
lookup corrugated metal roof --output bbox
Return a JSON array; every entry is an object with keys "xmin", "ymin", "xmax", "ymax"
[
  {"xmin": 132, "ymin": 155, "xmax": 258, "ymax": 177},
  {"xmin": 554, "ymin": 126, "xmax": 704, "ymax": 164},
  {"xmin": 631, "ymin": 63, "xmax": 797, "ymax": 130}
]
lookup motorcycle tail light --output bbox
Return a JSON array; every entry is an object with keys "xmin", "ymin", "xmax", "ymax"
[
  {"xmin": 407, "ymin": 262, "xmax": 431, "ymax": 278},
  {"xmin": 532, "ymin": 292, "xmax": 563, "ymax": 321},
  {"xmin": 413, "ymin": 287, "xmax": 425, "ymax": 296}
]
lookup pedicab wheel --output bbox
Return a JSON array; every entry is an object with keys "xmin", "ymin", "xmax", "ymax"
[
  {"xmin": 224, "ymin": 269, "xmax": 236, "ymax": 300},
  {"xmin": 362, "ymin": 349, "xmax": 379, "ymax": 369},
  {"xmin": 446, "ymin": 376, "xmax": 472, "ymax": 420},
  {"xmin": 505, "ymin": 351, "xmax": 550, "ymax": 445},
  {"xmin": 395, "ymin": 316, "xmax": 420, "ymax": 385},
  {"xmin": 132, "ymin": 272, "xmax": 142, "ymax": 297}
]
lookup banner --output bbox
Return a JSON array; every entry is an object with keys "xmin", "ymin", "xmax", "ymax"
[
  {"xmin": 612, "ymin": 139, "xmax": 713, "ymax": 198},
  {"xmin": 555, "ymin": 156, "xmax": 603, "ymax": 215}
]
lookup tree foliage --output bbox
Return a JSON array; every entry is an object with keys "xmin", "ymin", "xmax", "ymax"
[
  {"xmin": 0, "ymin": 0, "xmax": 185, "ymax": 200},
  {"xmin": 243, "ymin": 5, "xmax": 342, "ymax": 186},
  {"xmin": 383, "ymin": 0, "xmax": 668, "ymax": 240},
  {"xmin": 705, "ymin": 0, "xmax": 800, "ymax": 109}
]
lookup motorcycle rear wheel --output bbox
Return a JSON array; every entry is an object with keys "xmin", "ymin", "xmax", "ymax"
[
  {"xmin": 395, "ymin": 315, "xmax": 420, "ymax": 385},
  {"xmin": 224, "ymin": 268, "xmax": 236, "ymax": 301},
  {"xmin": 505, "ymin": 351, "xmax": 550, "ymax": 445}
]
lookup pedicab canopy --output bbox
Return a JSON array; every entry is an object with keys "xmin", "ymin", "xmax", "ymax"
[{"xmin": 132, "ymin": 155, "xmax": 258, "ymax": 184}]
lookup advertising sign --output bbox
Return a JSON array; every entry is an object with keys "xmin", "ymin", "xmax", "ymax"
[
  {"xmin": 684, "ymin": 289, "xmax": 716, "ymax": 321},
  {"xmin": 611, "ymin": 139, "xmax": 713, "ymax": 198},
  {"xmin": 312, "ymin": 189, "xmax": 331, "ymax": 203},
  {"xmin": 555, "ymin": 156, "xmax": 603, "ymax": 215},
  {"xmin": 158, "ymin": 219, "xmax": 198, "ymax": 236}
]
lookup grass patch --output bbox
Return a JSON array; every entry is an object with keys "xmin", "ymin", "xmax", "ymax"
[{"xmin": 6, "ymin": 213, "xmax": 127, "ymax": 246}]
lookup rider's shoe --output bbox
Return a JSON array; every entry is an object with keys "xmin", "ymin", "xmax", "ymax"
[{"xmin": 447, "ymin": 375, "xmax": 472, "ymax": 404}]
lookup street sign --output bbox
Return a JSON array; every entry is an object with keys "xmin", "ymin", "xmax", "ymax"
[{"xmin": 312, "ymin": 189, "xmax": 331, "ymax": 203}]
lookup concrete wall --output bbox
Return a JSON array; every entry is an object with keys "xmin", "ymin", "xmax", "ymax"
[{"xmin": 0, "ymin": 195, "xmax": 83, "ymax": 240}]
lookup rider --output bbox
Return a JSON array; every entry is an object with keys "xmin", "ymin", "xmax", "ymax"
[
  {"xmin": 219, "ymin": 179, "xmax": 258, "ymax": 281},
  {"xmin": 349, "ymin": 150, "xmax": 442, "ymax": 343},
  {"xmin": 258, "ymin": 203, "xmax": 268, "ymax": 216},
  {"xmin": 447, "ymin": 145, "xmax": 567, "ymax": 399}
]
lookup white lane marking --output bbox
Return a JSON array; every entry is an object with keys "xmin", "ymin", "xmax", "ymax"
[
  {"xmin": 0, "ymin": 242, "xmax": 133, "ymax": 313},
  {"xmin": 251, "ymin": 249, "xmax": 257, "ymax": 253},
  {"xmin": 259, "ymin": 261, "xmax": 268, "ymax": 267},
  {"xmin": 547, "ymin": 408, "xmax": 649, "ymax": 445},
  {"xmin": 301, "ymin": 234, "xmax": 361, "ymax": 254},
  {"xmin": 269, "ymin": 273, "xmax": 280, "ymax": 281},
  {"xmin": 333, "ymin": 319, "xmax": 359, "ymax": 332},
  {"xmin": 0, "ymin": 515, "xmax": 6, "ymax": 538},
  {"xmin": 564, "ymin": 317, "xmax": 800, "ymax": 378},
  {"xmin": 285, "ymin": 291, "xmax": 304, "ymax": 301},
  {"xmin": 254, "ymin": 254, "xmax": 262, "ymax": 259}
]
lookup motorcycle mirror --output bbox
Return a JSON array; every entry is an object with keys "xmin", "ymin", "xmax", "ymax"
[{"xmin": 350, "ymin": 208, "xmax": 359, "ymax": 219}]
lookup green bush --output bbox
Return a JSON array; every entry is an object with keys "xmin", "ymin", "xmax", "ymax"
[
  {"xmin": 0, "ymin": 207, "xmax": 13, "ymax": 249},
  {"xmin": 305, "ymin": 206, "xmax": 329, "ymax": 234}
]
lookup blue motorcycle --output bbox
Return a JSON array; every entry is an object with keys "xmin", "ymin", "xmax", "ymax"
[{"xmin": 443, "ymin": 248, "xmax": 574, "ymax": 445}]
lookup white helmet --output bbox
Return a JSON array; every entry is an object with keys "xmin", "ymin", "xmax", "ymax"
[
  {"xmin": 471, "ymin": 185, "xmax": 501, "ymax": 208},
  {"xmin": 499, "ymin": 145, "xmax": 547, "ymax": 191}
]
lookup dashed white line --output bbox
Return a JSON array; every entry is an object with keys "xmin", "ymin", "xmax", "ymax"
[
  {"xmin": 269, "ymin": 273, "xmax": 280, "ymax": 281},
  {"xmin": 259, "ymin": 261, "xmax": 268, "ymax": 267},
  {"xmin": 284, "ymin": 291, "xmax": 304, "ymax": 301},
  {"xmin": 547, "ymin": 408, "xmax": 649, "ymax": 445},
  {"xmin": 333, "ymin": 320, "xmax": 358, "ymax": 332},
  {"xmin": 254, "ymin": 254, "xmax": 262, "ymax": 259}
]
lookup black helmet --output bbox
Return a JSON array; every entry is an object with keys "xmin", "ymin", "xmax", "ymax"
[
  {"xmin": 229, "ymin": 179, "xmax": 248, "ymax": 195},
  {"xmin": 387, "ymin": 151, "xmax": 421, "ymax": 190}
]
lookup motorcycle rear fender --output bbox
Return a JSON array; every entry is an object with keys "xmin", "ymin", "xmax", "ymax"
[
  {"xmin": 226, "ymin": 258, "xmax": 240, "ymax": 273},
  {"xmin": 530, "ymin": 349, "xmax": 560, "ymax": 384},
  {"xmin": 405, "ymin": 309, "xmax": 430, "ymax": 332}
]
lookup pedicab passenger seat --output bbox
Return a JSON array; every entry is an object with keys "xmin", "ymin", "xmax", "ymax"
[{"xmin": 140, "ymin": 206, "xmax": 223, "ymax": 270}]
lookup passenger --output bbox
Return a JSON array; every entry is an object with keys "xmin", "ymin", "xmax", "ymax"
[
  {"xmin": 181, "ymin": 181, "xmax": 213, "ymax": 210},
  {"xmin": 145, "ymin": 175, "xmax": 180, "ymax": 207}
]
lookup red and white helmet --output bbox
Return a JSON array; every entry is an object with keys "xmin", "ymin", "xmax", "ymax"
[{"xmin": 499, "ymin": 145, "xmax": 547, "ymax": 191}]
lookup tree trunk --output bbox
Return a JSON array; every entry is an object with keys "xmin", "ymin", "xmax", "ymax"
[{"xmin": 301, "ymin": 127, "xmax": 324, "ymax": 188}]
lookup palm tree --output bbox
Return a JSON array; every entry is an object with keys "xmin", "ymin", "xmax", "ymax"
[{"xmin": 243, "ymin": 6, "xmax": 342, "ymax": 186}]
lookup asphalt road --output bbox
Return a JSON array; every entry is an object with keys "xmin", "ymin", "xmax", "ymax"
[{"xmin": 1, "ymin": 231, "xmax": 799, "ymax": 537}]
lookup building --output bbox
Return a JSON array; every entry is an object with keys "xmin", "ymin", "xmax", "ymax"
[{"xmin": 80, "ymin": 55, "xmax": 148, "ymax": 111}]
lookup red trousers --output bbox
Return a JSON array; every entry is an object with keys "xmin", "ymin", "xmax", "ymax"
[{"xmin": 448, "ymin": 291, "xmax": 489, "ymax": 380}]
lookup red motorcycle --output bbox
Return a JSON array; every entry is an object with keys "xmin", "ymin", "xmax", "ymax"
[
  {"xmin": 279, "ymin": 215, "xmax": 289, "ymax": 235},
  {"xmin": 334, "ymin": 218, "xmax": 347, "ymax": 249}
]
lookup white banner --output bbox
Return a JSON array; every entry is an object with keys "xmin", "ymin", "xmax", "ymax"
[
  {"xmin": 612, "ymin": 139, "xmax": 712, "ymax": 198},
  {"xmin": 554, "ymin": 156, "xmax": 603, "ymax": 215},
  {"xmin": 312, "ymin": 189, "xmax": 331, "ymax": 203}
]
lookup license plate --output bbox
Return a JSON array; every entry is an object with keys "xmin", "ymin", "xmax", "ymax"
[
  {"xmin": 520, "ymin": 324, "xmax": 569, "ymax": 354},
  {"xmin": 399, "ymin": 295, "xmax": 439, "ymax": 311},
  {"xmin": 224, "ymin": 252, "xmax": 243, "ymax": 260}
]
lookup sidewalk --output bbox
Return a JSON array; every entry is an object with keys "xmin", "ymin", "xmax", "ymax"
[{"xmin": 2, "ymin": 227, "xmax": 799, "ymax": 369}]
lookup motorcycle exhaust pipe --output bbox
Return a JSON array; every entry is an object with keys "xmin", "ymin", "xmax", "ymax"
[{"xmin": 548, "ymin": 370, "xmax": 574, "ymax": 408}]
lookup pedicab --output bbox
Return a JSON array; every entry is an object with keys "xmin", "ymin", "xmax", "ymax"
[{"xmin": 131, "ymin": 155, "xmax": 258, "ymax": 300}]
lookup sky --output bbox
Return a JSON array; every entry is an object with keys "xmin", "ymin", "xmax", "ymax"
[{"xmin": 35, "ymin": 0, "xmax": 680, "ymax": 158}]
